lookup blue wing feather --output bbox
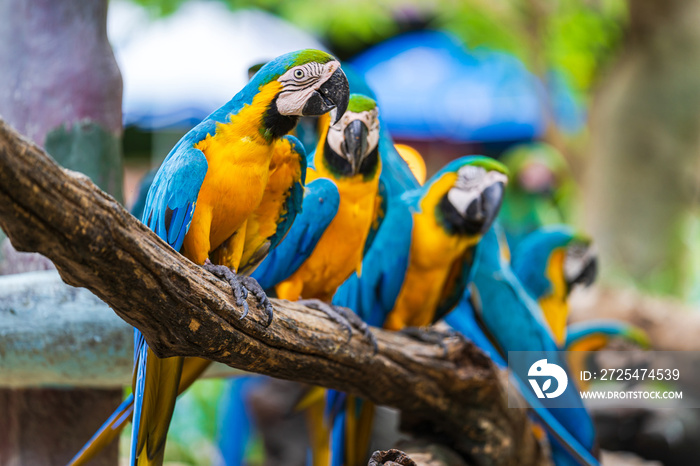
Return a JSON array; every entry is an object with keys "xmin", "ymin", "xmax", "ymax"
[
  {"xmin": 447, "ymin": 224, "xmax": 598, "ymax": 465},
  {"xmin": 252, "ymin": 178, "xmax": 340, "ymax": 290},
  {"xmin": 129, "ymin": 329, "xmax": 148, "ymax": 464},
  {"xmin": 142, "ymin": 122, "xmax": 211, "ymax": 252}
]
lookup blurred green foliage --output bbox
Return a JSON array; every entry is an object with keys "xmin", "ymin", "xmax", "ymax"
[
  {"xmin": 127, "ymin": 0, "xmax": 628, "ymax": 95},
  {"xmin": 437, "ymin": 0, "xmax": 627, "ymax": 94},
  {"xmin": 120, "ymin": 379, "xmax": 227, "ymax": 465}
]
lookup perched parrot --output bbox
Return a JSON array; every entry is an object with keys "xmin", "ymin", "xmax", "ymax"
[
  {"xmin": 341, "ymin": 64, "xmax": 421, "ymax": 252},
  {"xmin": 327, "ymin": 156, "xmax": 508, "ymax": 466},
  {"xmin": 68, "ymin": 134, "xmax": 309, "ymax": 466},
  {"xmin": 510, "ymin": 225, "xmax": 597, "ymax": 346},
  {"xmin": 220, "ymin": 84, "xmax": 423, "ymax": 466},
  {"xmin": 68, "ymin": 49, "xmax": 350, "ymax": 466},
  {"xmin": 444, "ymin": 224, "xmax": 599, "ymax": 466},
  {"xmin": 234, "ymin": 92, "xmax": 381, "ymax": 466},
  {"xmin": 566, "ymin": 319, "xmax": 651, "ymax": 391},
  {"xmin": 253, "ymin": 93, "xmax": 382, "ymax": 307}
]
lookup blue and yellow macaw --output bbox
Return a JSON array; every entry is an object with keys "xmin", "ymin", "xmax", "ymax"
[
  {"xmin": 68, "ymin": 134, "xmax": 310, "ymax": 466},
  {"xmin": 341, "ymin": 64, "xmax": 421, "ymax": 253},
  {"xmin": 444, "ymin": 224, "xmax": 599, "ymax": 466},
  {"xmin": 566, "ymin": 319, "xmax": 650, "ymax": 391},
  {"xmin": 221, "ymin": 84, "xmax": 422, "ymax": 466},
  {"xmin": 510, "ymin": 225, "xmax": 597, "ymax": 346},
  {"xmin": 253, "ymin": 93, "xmax": 382, "ymax": 304},
  {"xmin": 246, "ymin": 93, "xmax": 384, "ymax": 466},
  {"xmin": 69, "ymin": 49, "xmax": 350, "ymax": 466},
  {"xmin": 327, "ymin": 156, "xmax": 508, "ymax": 466}
]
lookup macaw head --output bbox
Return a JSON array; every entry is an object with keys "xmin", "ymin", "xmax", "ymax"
[
  {"xmin": 512, "ymin": 226, "xmax": 597, "ymax": 299},
  {"xmin": 250, "ymin": 49, "xmax": 349, "ymax": 126},
  {"xmin": 435, "ymin": 156, "xmax": 508, "ymax": 237},
  {"xmin": 511, "ymin": 226, "xmax": 596, "ymax": 344},
  {"xmin": 321, "ymin": 93, "xmax": 380, "ymax": 177},
  {"xmin": 562, "ymin": 238, "xmax": 597, "ymax": 292}
]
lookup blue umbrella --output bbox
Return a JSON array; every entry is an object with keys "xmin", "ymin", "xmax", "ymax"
[{"xmin": 351, "ymin": 30, "xmax": 584, "ymax": 142}]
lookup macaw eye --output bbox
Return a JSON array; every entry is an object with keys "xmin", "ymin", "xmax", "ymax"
[{"xmin": 294, "ymin": 69, "xmax": 305, "ymax": 79}]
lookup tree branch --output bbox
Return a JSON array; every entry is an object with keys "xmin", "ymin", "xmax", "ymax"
[{"xmin": 0, "ymin": 119, "xmax": 546, "ymax": 465}]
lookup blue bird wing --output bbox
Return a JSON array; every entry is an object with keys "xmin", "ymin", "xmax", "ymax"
[
  {"xmin": 469, "ymin": 225, "xmax": 597, "ymax": 461},
  {"xmin": 377, "ymin": 124, "xmax": 420, "ymax": 197},
  {"xmin": 141, "ymin": 123, "xmax": 211, "ymax": 253},
  {"xmin": 252, "ymin": 178, "xmax": 340, "ymax": 291},
  {"xmin": 333, "ymin": 195, "xmax": 413, "ymax": 328},
  {"xmin": 361, "ymin": 179, "xmax": 387, "ymax": 255},
  {"xmin": 444, "ymin": 286, "xmax": 507, "ymax": 367},
  {"xmin": 130, "ymin": 120, "xmax": 212, "ymax": 465}
]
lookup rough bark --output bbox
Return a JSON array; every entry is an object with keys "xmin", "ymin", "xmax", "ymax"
[{"xmin": 0, "ymin": 119, "xmax": 545, "ymax": 465}]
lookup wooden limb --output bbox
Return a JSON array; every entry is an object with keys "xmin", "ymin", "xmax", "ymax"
[
  {"xmin": 0, "ymin": 119, "xmax": 546, "ymax": 465},
  {"xmin": 368, "ymin": 449, "xmax": 418, "ymax": 466}
]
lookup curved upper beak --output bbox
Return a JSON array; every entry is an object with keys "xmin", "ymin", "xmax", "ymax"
[
  {"xmin": 302, "ymin": 67, "xmax": 349, "ymax": 124},
  {"xmin": 341, "ymin": 119, "xmax": 369, "ymax": 174},
  {"xmin": 568, "ymin": 254, "xmax": 597, "ymax": 289},
  {"xmin": 462, "ymin": 179, "xmax": 506, "ymax": 235}
]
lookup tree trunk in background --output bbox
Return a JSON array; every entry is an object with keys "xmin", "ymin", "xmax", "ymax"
[
  {"xmin": 0, "ymin": 0, "xmax": 123, "ymax": 464},
  {"xmin": 585, "ymin": 0, "xmax": 700, "ymax": 298}
]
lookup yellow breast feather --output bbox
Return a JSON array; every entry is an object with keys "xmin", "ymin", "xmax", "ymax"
[
  {"xmin": 238, "ymin": 136, "xmax": 304, "ymax": 273},
  {"xmin": 181, "ymin": 82, "xmax": 284, "ymax": 266},
  {"xmin": 386, "ymin": 172, "xmax": 482, "ymax": 330},
  {"xmin": 277, "ymin": 165, "xmax": 381, "ymax": 301}
]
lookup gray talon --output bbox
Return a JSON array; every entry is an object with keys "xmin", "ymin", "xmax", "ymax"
[
  {"xmin": 298, "ymin": 299, "xmax": 353, "ymax": 342},
  {"xmin": 203, "ymin": 259, "xmax": 272, "ymax": 323},
  {"xmin": 400, "ymin": 326, "xmax": 451, "ymax": 357},
  {"xmin": 298, "ymin": 299, "xmax": 376, "ymax": 352},
  {"xmin": 241, "ymin": 276, "xmax": 274, "ymax": 326},
  {"xmin": 333, "ymin": 305, "xmax": 378, "ymax": 353}
]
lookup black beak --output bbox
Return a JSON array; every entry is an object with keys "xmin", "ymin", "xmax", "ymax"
[
  {"xmin": 302, "ymin": 67, "xmax": 349, "ymax": 124},
  {"xmin": 568, "ymin": 256, "xmax": 597, "ymax": 289},
  {"xmin": 461, "ymin": 180, "xmax": 505, "ymax": 235},
  {"xmin": 341, "ymin": 119, "xmax": 369, "ymax": 173}
]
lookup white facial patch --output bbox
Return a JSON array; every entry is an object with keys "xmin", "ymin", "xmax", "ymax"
[
  {"xmin": 325, "ymin": 107, "xmax": 380, "ymax": 159},
  {"xmin": 275, "ymin": 61, "xmax": 340, "ymax": 116},
  {"xmin": 447, "ymin": 165, "xmax": 508, "ymax": 216},
  {"xmin": 564, "ymin": 243, "xmax": 595, "ymax": 283}
]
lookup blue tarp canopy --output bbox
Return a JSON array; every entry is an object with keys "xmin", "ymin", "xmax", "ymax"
[
  {"xmin": 351, "ymin": 31, "xmax": 583, "ymax": 143},
  {"xmin": 107, "ymin": 1, "xmax": 326, "ymax": 129}
]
